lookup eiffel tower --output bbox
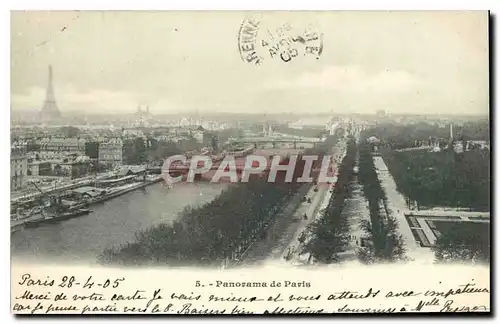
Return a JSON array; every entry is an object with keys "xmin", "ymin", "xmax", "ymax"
[{"xmin": 40, "ymin": 65, "xmax": 61, "ymax": 119}]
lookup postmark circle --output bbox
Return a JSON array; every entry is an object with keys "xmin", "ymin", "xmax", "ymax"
[{"xmin": 238, "ymin": 15, "xmax": 323, "ymax": 66}]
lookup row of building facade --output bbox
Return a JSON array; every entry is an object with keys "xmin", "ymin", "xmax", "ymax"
[{"xmin": 10, "ymin": 126, "xmax": 208, "ymax": 191}]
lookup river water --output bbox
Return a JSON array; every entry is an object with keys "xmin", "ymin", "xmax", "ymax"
[{"xmin": 10, "ymin": 182, "xmax": 228, "ymax": 265}]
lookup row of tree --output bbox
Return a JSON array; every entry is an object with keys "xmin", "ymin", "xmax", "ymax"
[
  {"xmin": 298, "ymin": 137, "xmax": 357, "ymax": 263},
  {"xmin": 272, "ymin": 125, "xmax": 328, "ymax": 139},
  {"xmin": 122, "ymin": 137, "xmax": 202, "ymax": 166},
  {"xmin": 99, "ymin": 135, "xmax": 340, "ymax": 266},
  {"xmin": 367, "ymin": 122, "xmax": 489, "ymax": 150},
  {"xmin": 357, "ymin": 134, "xmax": 407, "ymax": 264},
  {"xmin": 125, "ymin": 128, "xmax": 246, "ymax": 166}
]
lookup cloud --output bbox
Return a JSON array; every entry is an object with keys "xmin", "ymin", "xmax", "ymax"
[
  {"xmin": 11, "ymin": 87, "xmax": 46, "ymax": 108},
  {"xmin": 11, "ymin": 85, "xmax": 144, "ymax": 113},
  {"xmin": 266, "ymin": 65, "xmax": 420, "ymax": 94}
]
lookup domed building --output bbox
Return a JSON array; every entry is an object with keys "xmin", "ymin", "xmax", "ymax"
[
  {"xmin": 366, "ymin": 136, "xmax": 381, "ymax": 153},
  {"xmin": 366, "ymin": 136, "xmax": 381, "ymax": 144}
]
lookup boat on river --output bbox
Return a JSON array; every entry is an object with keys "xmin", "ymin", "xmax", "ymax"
[{"xmin": 24, "ymin": 208, "xmax": 91, "ymax": 228}]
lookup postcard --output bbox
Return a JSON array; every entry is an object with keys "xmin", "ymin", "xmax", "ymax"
[{"xmin": 10, "ymin": 10, "xmax": 490, "ymax": 315}]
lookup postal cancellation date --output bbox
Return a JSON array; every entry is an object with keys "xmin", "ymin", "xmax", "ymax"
[{"xmin": 238, "ymin": 15, "xmax": 323, "ymax": 66}]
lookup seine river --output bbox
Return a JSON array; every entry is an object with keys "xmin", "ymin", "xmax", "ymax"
[{"xmin": 10, "ymin": 182, "xmax": 228, "ymax": 265}]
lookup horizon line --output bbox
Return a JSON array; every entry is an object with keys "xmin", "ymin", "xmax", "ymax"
[{"xmin": 10, "ymin": 109, "xmax": 490, "ymax": 118}]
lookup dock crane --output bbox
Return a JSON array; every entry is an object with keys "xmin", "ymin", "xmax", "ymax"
[
  {"xmin": 30, "ymin": 181, "xmax": 46, "ymax": 195},
  {"xmin": 29, "ymin": 181, "xmax": 63, "ymax": 211}
]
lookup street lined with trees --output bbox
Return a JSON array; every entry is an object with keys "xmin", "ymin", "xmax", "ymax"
[
  {"xmin": 299, "ymin": 137, "xmax": 357, "ymax": 263},
  {"xmin": 357, "ymin": 134, "xmax": 407, "ymax": 264}
]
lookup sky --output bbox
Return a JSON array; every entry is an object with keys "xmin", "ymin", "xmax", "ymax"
[{"xmin": 10, "ymin": 11, "xmax": 489, "ymax": 116}]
